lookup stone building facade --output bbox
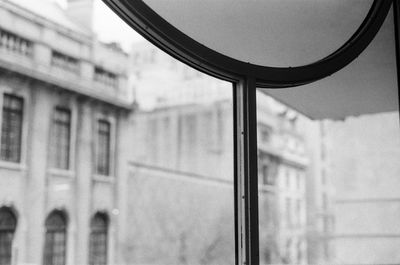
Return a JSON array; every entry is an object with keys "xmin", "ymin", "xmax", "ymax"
[
  {"xmin": 0, "ymin": 0, "xmax": 133, "ymax": 264},
  {"xmin": 257, "ymin": 97, "xmax": 308, "ymax": 265},
  {"xmin": 300, "ymin": 118, "xmax": 335, "ymax": 265}
]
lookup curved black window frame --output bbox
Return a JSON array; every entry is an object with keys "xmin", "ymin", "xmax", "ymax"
[
  {"xmin": 101, "ymin": 1, "xmax": 400, "ymax": 264},
  {"xmin": 0, "ymin": 207, "xmax": 17, "ymax": 265}
]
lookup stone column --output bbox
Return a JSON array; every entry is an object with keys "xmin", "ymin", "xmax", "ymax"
[
  {"xmin": 73, "ymin": 99, "xmax": 93, "ymax": 265},
  {"xmin": 24, "ymin": 87, "xmax": 51, "ymax": 264}
]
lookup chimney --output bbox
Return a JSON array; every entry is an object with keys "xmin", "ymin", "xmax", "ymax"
[{"xmin": 66, "ymin": 0, "xmax": 94, "ymax": 32}]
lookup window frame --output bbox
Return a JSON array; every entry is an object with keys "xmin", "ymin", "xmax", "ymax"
[
  {"xmin": 43, "ymin": 210, "xmax": 68, "ymax": 265},
  {"xmin": 0, "ymin": 93, "xmax": 24, "ymax": 163},
  {"xmin": 88, "ymin": 213, "xmax": 109, "ymax": 265},
  {"xmin": 0, "ymin": 85, "xmax": 29, "ymax": 171},
  {"xmin": 0, "ymin": 207, "xmax": 17, "ymax": 265},
  {"xmin": 100, "ymin": 1, "xmax": 400, "ymax": 264},
  {"xmin": 94, "ymin": 114, "xmax": 116, "ymax": 179},
  {"xmin": 94, "ymin": 66, "xmax": 118, "ymax": 89},
  {"xmin": 102, "ymin": 0, "xmax": 392, "ymax": 87},
  {"xmin": 96, "ymin": 119, "xmax": 111, "ymax": 176},
  {"xmin": 49, "ymin": 107, "xmax": 72, "ymax": 170},
  {"xmin": 51, "ymin": 50, "xmax": 80, "ymax": 75}
]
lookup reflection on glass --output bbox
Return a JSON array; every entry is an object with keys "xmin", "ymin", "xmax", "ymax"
[
  {"xmin": 257, "ymin": 89, "xmax": 400, "ymax": 264},
  {"xmin": 0, "ymin": 0, "xmax": 399, "ymax": 265}
]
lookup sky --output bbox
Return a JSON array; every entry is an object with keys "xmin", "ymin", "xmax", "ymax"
[{"xmin": 55, "ymin": 0, "xmax": 145, "ymax": 51}]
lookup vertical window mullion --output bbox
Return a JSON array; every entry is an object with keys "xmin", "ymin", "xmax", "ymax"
[{"xmin": 234, "ymin": 77, "xmax": 259, "ymax": 265}]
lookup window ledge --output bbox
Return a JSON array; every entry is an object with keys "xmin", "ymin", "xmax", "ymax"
[
  {"xmin": 47, "ymin": 168, "xmax": 75, "ymax": 178},
  {"xmin": 93, "ymin": 174, "xmax": 115, "ymax": 183},
  {"xmin": 0, "ymin": 161, "xmax": 27, "ymax": 172}
]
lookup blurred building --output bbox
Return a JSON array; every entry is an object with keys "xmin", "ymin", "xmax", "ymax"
[
  {"xmin": 129, "ymin": 41, "xmax": 231, "ymax": 110},
  {"xmin": 302, "ymin": 111, "xmax": 400, "ymax": 265},
  {"xmin": 0, "ymin": 0, "xmax": 133, "ymax": 264},
  {"xmin": 300, "ymin": 119, "xmax": 335, "ymax": 265},
  {"xmin": 257, "ymin": 97, "xmax": 308, "ymax": 265},
  {"xmin": 128, "ymin": 41, "xmax": 310, "ymax": 265},
  {"xmin": 125, "ymin": 101, "xmax": 235, "ymax": 264},
  {"xmin": 326, "ymin": 113, "xmax": 400, "ymax": 265}
]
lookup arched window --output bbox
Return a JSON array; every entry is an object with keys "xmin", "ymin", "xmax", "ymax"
[
  {"xmin": 43, "ymin": 211, "xmax": 67, "ymax": 265},
  {"xmin": 0, "ymin": 207, "xmax": 17, "ymax": 265},
  {"xmin": 89, "ymin": 213, "xmax": 108, "ymax": 265}
]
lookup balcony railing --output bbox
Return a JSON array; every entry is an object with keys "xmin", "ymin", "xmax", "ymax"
[
  {"xmin": 0, "ymin": 29, "xmax": 130, "ymax": 107},
  {"xmin": 0, "ymin": 29, "xmax": 33, "ymax": 58}
]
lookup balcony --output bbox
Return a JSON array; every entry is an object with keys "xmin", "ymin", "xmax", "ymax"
[{"xmin": 0, "ymin": 28, "xmax": 131, "ymax": 109}]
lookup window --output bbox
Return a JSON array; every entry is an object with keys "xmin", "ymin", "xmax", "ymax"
[
  {"xmin": 296, "ymin": 199, "xmax": 301, "ymax": 226},
  {"xmin": 285, "ymin": 168, "xmax": 290, "ymax": 188},
  {"xmin": 51, "ymin": 51, "xmax": 79, "ymax": 74},
  {"xmin": 94, "ymin": 67, "xmax": 118, "ymax": 88},
  {"xmin": 323, "ymin": 217, "xmax": 330, "ymax": 259},
  {"xmin": 286, "ymin": 198, "xmax": 291, "ymax": 228},
  {"xmin": 49, "ymin": 108, "xmax": 71, "ymax": 170},
  {"xmin": 322, "ymin": 193, "xmax": 328, "ymax": 210},
  {"xmin": 297, "ymin": 240, "xmax": 302, "ymax": 263},
  {"xmin": 43, "ymin": 211, "xmax": 67, "ymax": 265},
  {"xmin": 285, "ymin": 239, "xmax": 292, "ymax": 264},
  {"xmin": 259, "ymin": 124, "xmax": 271, "ymax": 144},
  {"xmin": 96, "ymin": 120, "xmax": 111, "ymax": 176},
  {"xmin": 262, "ymin": 164, "xmax": 274, "ymax": 185},
  {"xmin": 296, "ymin": 172, "xmax": 301, "ymax": 190},
  {"xmin": 1, "ymin": 94, "xmax": 23, "ymax": 163},
  {"xmin": 261, "ymin": 129, "xmax": 270, "ymax": 143},
  {"xmin": 321, "ymin": 169, "xmax": 326, "ymax": 185},
  {"xmin": 89, "ymin": 213, "xmax": 108, "ymax": 265},
  {"xmin": 0, "ymin": 207, "xmax": 17, "ymax": 265}
]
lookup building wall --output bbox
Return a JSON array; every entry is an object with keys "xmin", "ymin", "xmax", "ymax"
[
  {"xmin": 300, "ymin": 117, "xmax": 335, "ymax": 265},
  {"xmin": 0, "ymin": 0, "xmax": 130, "ymax": 106},
  {"xmin": 257, "ymin": 97, "xmax": 308, "ymax": 265},
  {"xmin": 326, "ymin": 112, "xmax": 400, "ymax": 264},
  {"xmin": 128, "ymin": 100, "xmax": 234, "ymax": 179},
  {"xmin": 0, "ymin": 74, "xmax": 128, "ymax": 264},
  {"xmin": 0, "ymin": 1, "xmax": 132, "ymax": 264},
  {"xmin": 124, "ymin": 167, "xmax": 235, "ymax": 265}
]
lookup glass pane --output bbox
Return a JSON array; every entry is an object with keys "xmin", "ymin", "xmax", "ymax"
[
  {"xmin": 257, "ymin": 7, "xmax": 399, "ymax": 265},
  {"xmin": 126, "ymin": 41, "xmax": 234, "ymax": 264},
  {"xmin": 257, "ymin": 98, "xmax": 400, "ymax": 265},
  {"xmin": 0, "ymin": 1, "xmax": 234, "ymax": 264}
]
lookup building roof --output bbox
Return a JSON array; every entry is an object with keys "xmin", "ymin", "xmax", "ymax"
[{"xmin": 6, "ymin": 0, "xmax": 90, "ymax": 36}]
